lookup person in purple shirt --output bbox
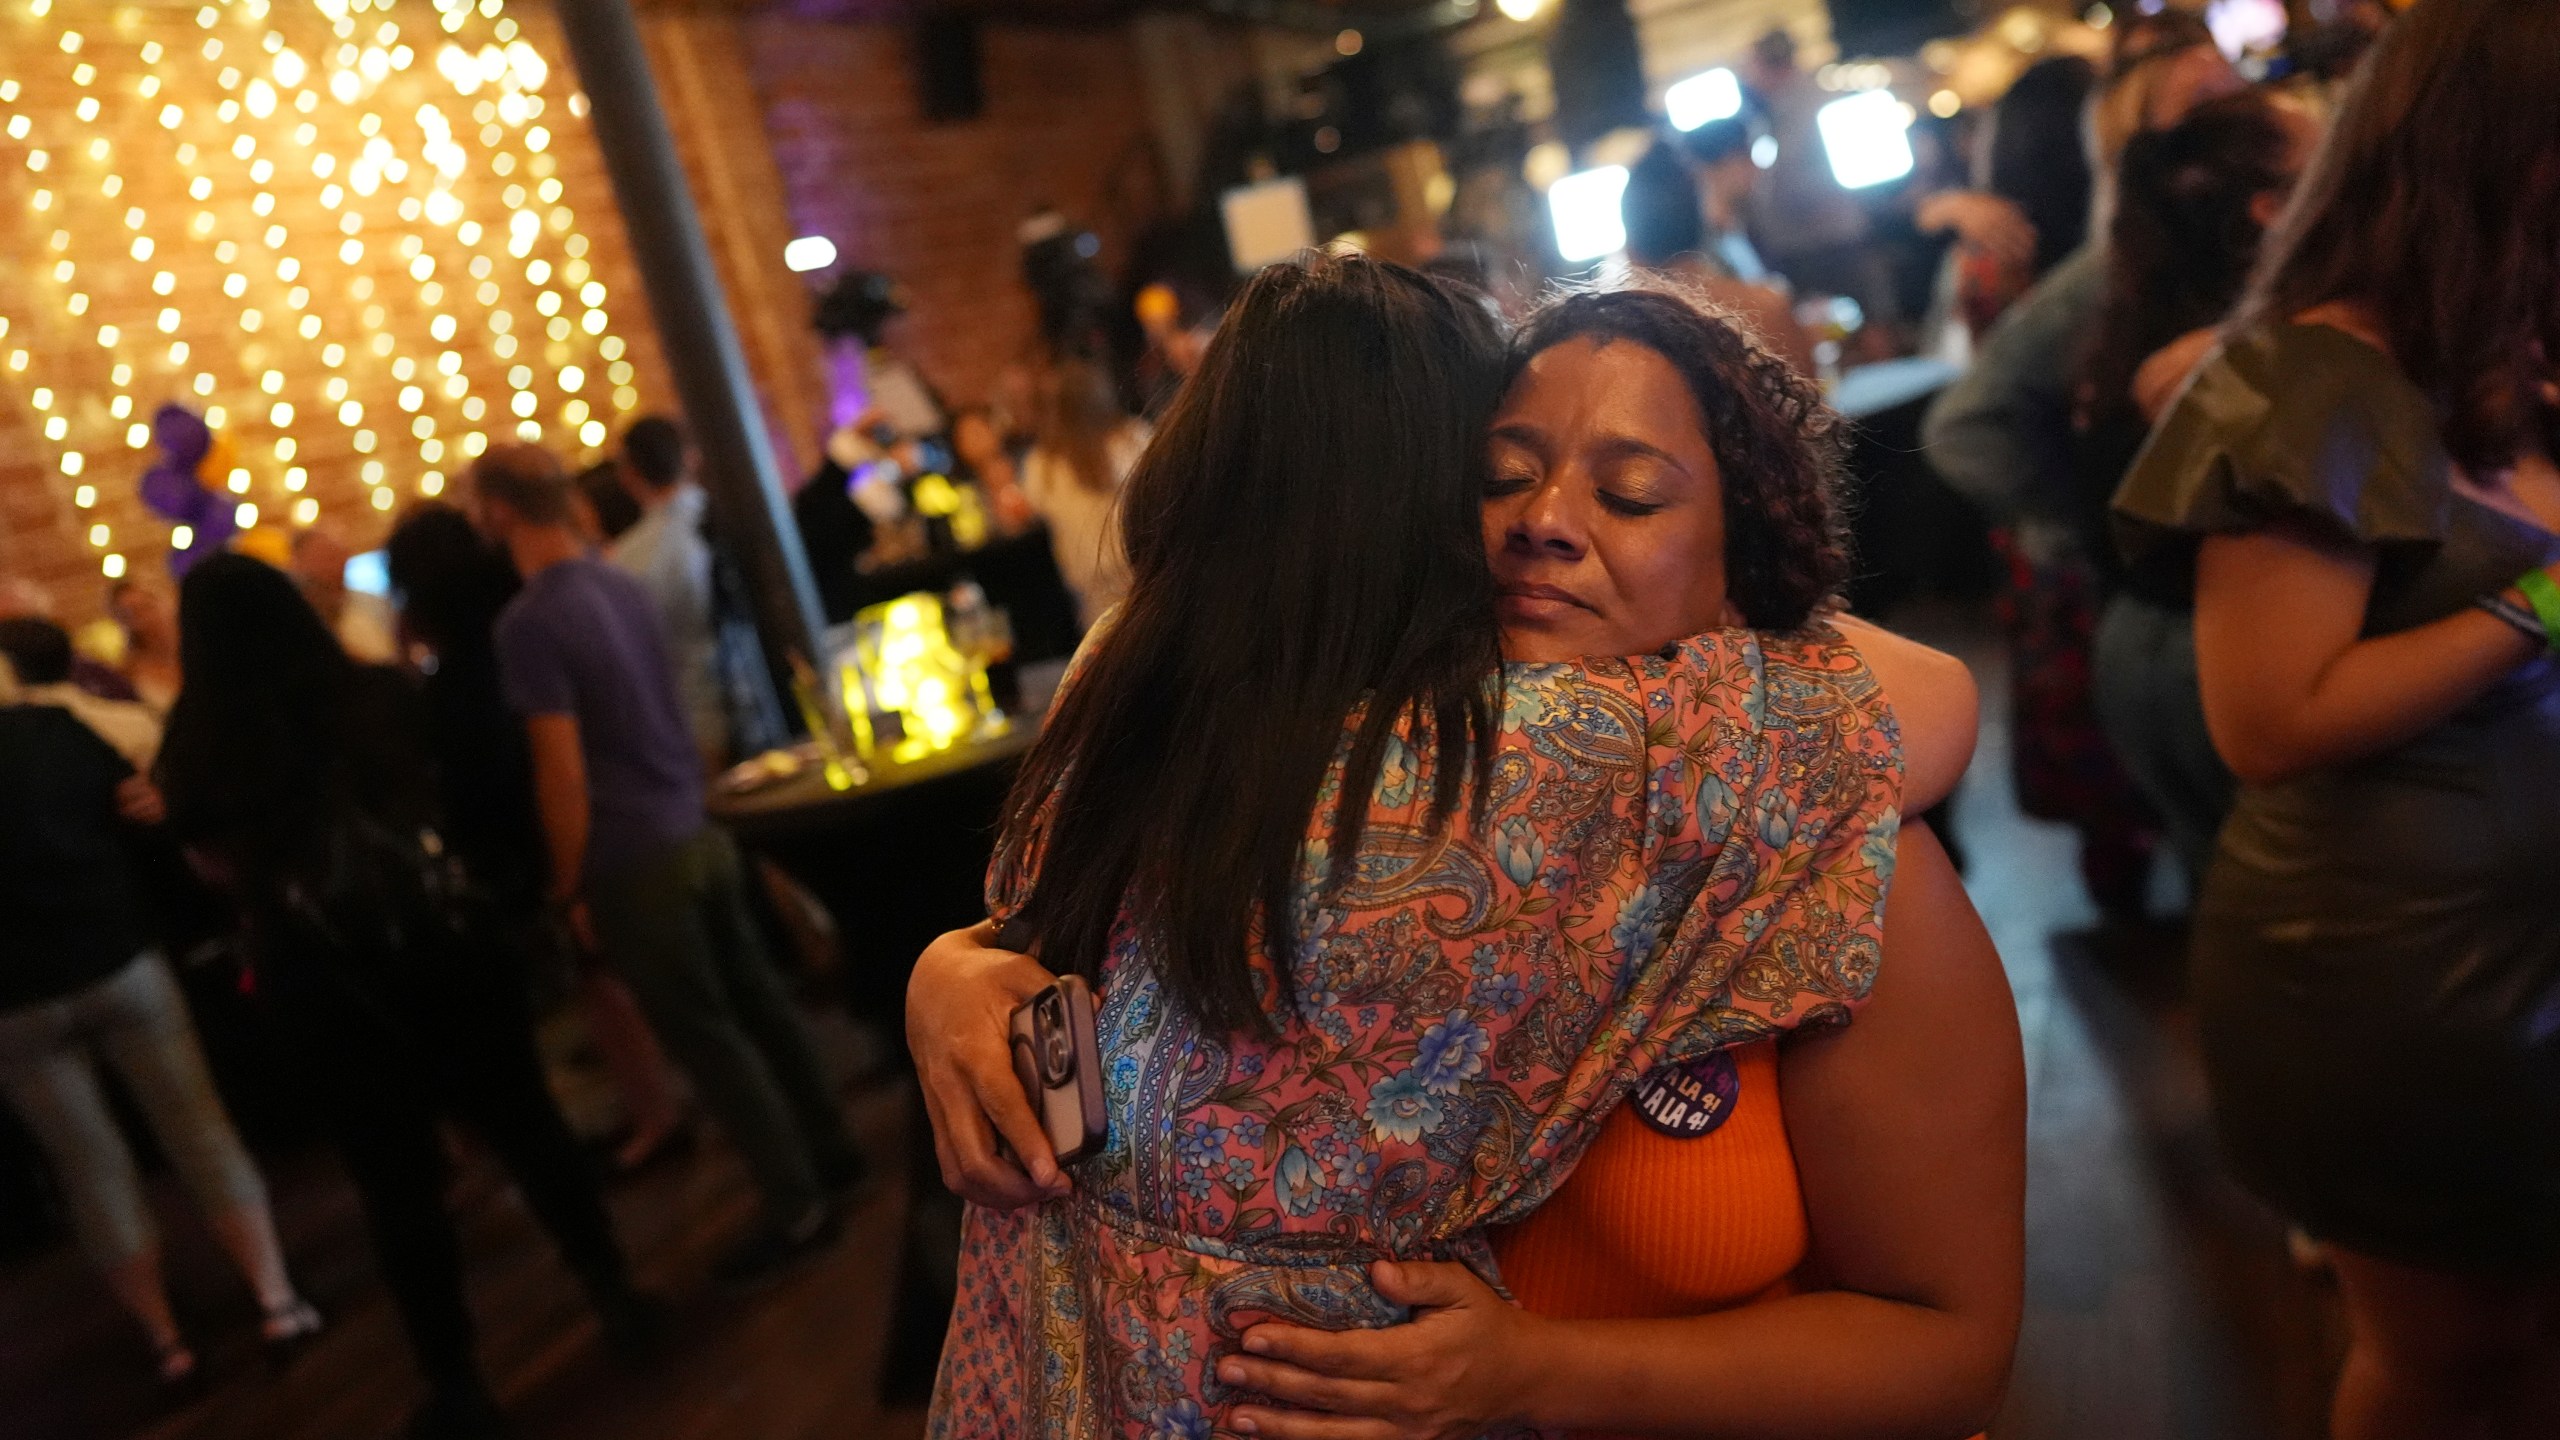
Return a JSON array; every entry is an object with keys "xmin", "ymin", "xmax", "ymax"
[{"xmin": 471, "ymin": 444, "xmax": 863, "ymax": 1283}]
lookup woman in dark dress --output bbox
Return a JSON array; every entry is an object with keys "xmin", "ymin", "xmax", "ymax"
[
  {"xmin": 2113, "ymin": 2, "xmax": 2560, "ymax": 1432},
  {"xmin": 156, "ymin": 555, "xmax": 654, "ymax": 1440}
]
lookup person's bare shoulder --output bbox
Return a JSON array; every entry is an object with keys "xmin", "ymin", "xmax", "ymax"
[{"xmin": 1831, "ymin": 617, "xmax": 1979, "ymax": 812}]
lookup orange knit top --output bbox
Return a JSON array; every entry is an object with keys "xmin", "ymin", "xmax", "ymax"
[
  {"xmin": 1493, "ymin": 1042, "xmax": 1984, "ymax": 1440},
  {"xmin": 1492, "ymin": 1040, "xmax": 1803, "ymax": 1321}
]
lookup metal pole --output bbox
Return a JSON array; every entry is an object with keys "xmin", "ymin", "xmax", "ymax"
[{"xmin": 552, "ymin": 0, "xmax": 828, "ymax": 683}]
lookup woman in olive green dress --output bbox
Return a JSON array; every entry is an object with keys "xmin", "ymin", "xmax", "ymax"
[{"xmin": 2113, "ymin": 3, "xmax": 2560, "ymax": 1434}]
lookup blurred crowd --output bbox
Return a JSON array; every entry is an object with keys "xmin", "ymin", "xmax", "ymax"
[{"xmin": 2, "ymin": 421, "xmax": 873, "ymax": 1440}]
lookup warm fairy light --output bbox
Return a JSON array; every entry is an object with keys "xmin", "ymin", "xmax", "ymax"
[
  {"xmin": 235, "ymin": 502, "xmax": 259, "ymax": 529},
  {"xmin": 101, "ymin": 553, "xmax": 125, "ymax": 578},
  {"xmin": 73, "ymin": 484, "xmax": 95, "ymax": 507},
  {"xmin": 88, "ymin": 523, "xmax": 109, "ymax": 546},
  {"xmin": 8, "ymin": 0, "xmax": 646, "ymax": 577}
]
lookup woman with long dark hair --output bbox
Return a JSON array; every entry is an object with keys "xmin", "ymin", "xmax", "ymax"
[
  {"xmin": 909, "ymin": 255, "xmax": 1986, "ymax": 1436},
  {"xmin": 2076, "ymin": 92, "xmax": 2316, "ymax": 884},
  {"xmin": 2114, "ymin": 2, "xmax": 2560, "ymax": 1430},
  {"xmin": 915, "ymin": 282, "xmax": 2020, "ymax": 1437},
  {"xmin": 156, "ymin": 555, "xmax": 654, "ymax": 1440}
]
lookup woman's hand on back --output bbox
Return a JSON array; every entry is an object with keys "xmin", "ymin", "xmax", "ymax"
[
  {"xmin": 907, "ymin": 921, "xmax": 1071, "ymax": 1208},
  {"xmin": 1831, "ymin": 617, "xmax": 1980, "ymax": 811},
  {"xmin": 1222, "ymin": 1260, "xmax": 1544, "ymax": 1440}
]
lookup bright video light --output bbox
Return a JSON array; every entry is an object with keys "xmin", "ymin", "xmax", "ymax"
[
  {"xmin": 1815, "ymin": 90, "xmax": 1915, "ymax": 190},
  {"xmin": 1665, "ymin": 68, "xmax": 1741, "ymax": 132},
  {"xmin": 1548, "ymin": 165, "xmax": 1629, "ymax": 264},
  {"xmin": 783, "ymin": 235, "xmax": 838, "ymax": 273}
]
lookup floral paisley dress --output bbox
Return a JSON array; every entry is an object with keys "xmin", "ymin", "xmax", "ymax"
[{"xmin": 929, "ymin": 623, "xmax": 1904, "ymax": 1439}]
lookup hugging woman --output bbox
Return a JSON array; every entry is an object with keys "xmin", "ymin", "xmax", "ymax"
[{"xmin": 912, "ymin": 257, "xmax": 2021, "ymax": 1438}]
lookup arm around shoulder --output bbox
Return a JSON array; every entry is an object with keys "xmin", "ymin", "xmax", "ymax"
[{"xmin": 1831, "ymin": 616, "xmax": 1979, "ymax": 812}]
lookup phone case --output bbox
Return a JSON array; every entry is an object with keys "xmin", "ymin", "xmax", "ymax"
[{"xmin": 1009, "ymin": 974, "xmax": 1106, "ymax": 1165}]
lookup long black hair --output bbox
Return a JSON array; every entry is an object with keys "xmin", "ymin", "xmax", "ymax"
[
  {"xmin": 998, "ymin": 252, "xmax": 1507, "ymax": 1036},
  {"xmin": 385, "ymin": 502, "xmax": 519, "ymax": 663},
  {"xmin": 1507, "ymin": 284, "xmax": 1851, "ymax": 629},
  {"xmin": 157, "ymin": 554, "xmax": 423, "ymax": 881},
  {"xmin": 2239, "ymin": 0, "xmax": 2560, "ymax": 473},
  {"xmin": 385, "ymin": 503, "xmax": 545, "ymax": 903}
]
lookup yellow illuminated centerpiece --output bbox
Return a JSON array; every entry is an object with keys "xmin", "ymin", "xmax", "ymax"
[{"xmin": 843, "ymin": 591, "xmax": 995, "ymax": 763}]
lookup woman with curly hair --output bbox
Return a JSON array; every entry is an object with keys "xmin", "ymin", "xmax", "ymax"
[{"xmin": 907, "ymin": 269, "xmax": 2018, "ymax": 1438}]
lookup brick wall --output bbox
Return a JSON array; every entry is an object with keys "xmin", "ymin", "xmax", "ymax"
[
  {"xmin": 0, "ymin": 0, "xmax": 680, "ymax": 615},
  {"xmin": 0, "ymin": 0, "xmax": 1212, "ymax": 618},
  {"xmin": 745, "ymin": 14, "xmax": 1176, "ymax": 415}
]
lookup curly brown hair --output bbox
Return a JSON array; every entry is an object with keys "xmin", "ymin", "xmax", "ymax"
[{"xmin": 1507, "ymin": 283, "xmax": 1852, "ymax": 630}]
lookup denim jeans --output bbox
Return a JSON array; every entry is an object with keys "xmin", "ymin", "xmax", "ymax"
[{"xmin": 2091, "ymin": 592, "xmax": 2237, "ymax": 888}]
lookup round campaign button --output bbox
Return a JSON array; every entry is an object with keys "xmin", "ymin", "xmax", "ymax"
[{"xmin": 1630, "ymin": 1050, "xmax": 1742, "ymax": 1139}]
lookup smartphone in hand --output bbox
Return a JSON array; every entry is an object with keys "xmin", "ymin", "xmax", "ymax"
[{"xmin": 1009, "ymin": 975, "xmax": 1105, "ymax": 1166}]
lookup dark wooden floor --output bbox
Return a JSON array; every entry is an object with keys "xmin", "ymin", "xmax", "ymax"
[
  {"xmin": 1928, "ymin": 617, "xmax": 2347, "ymax": 1440},
  {"xmin": 1, "ymin": 616, "xmax": 2345, "ymax": 1440}
]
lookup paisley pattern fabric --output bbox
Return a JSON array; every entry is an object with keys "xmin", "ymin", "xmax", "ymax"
[{"xmin": 928, "ymin": 624, "xmax": 1903, "ymax": 1439}]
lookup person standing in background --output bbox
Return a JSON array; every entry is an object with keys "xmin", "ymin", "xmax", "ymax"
[
  {"xmin": 1921, "ymin": 17, "xmax": 2243, "ymax": 920},
  {"xmin": 0, "ymin": 655, "xmax": 317, "ymax": 1392},
  {"xmin": 576, "ymin": 460, "xmax": 643, "ymax": 546},
  {"xmin": 609, "ymin": 417, "xmax": 729, "ymax": 771},
  {"xmin": 289, "ymin": 522, "xmax": 399, "ymax": 664},
  {"xmin": 470, "ymin": 445, "xmax": 865, "ymax": 1285},
  {"xmin": 1621, "ymin": 131, "xmax": 1819, "ymax": 375},
  {"xmin": 1019, "ymin": 361, "xmax": 1148, "ymax": 632},
  {"xmin": 2076, "ymin": 93, "xmax": 2318, "ymax": 886},
  {"xmin": 0, "ymin": 617, "xmax": 162, "ymax": 770},
  {"xmin": 2, "ymin": 576, "xmax": 144, "ymax": 705},
  {"xmin": 106, "ymin": 575, "xmax": 183, "ymax": 715},
  {"xmin": 387, "ymin": 504, "xmax": 690, "ymax": 1177},
  {"xmin": 155, "ymin": 554, "xmax": 654, "ymax": 1440},
  {"xmin": 1742, "ymin": 27, "xmax": 1894, "ymax": 329}
]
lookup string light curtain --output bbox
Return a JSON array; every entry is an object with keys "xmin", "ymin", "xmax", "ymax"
[{"xmin": 0, "ymin": 0, "xmax": 663, "ymax": 582}]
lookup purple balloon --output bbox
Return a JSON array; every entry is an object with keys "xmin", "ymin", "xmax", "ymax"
[
  {"xmin": 136, "ymin": 404, "xmax": 233, "ymax": 577},
  {"xmin": 152, "ymin": 403, "xmax": 211, "ymax": 469}
]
